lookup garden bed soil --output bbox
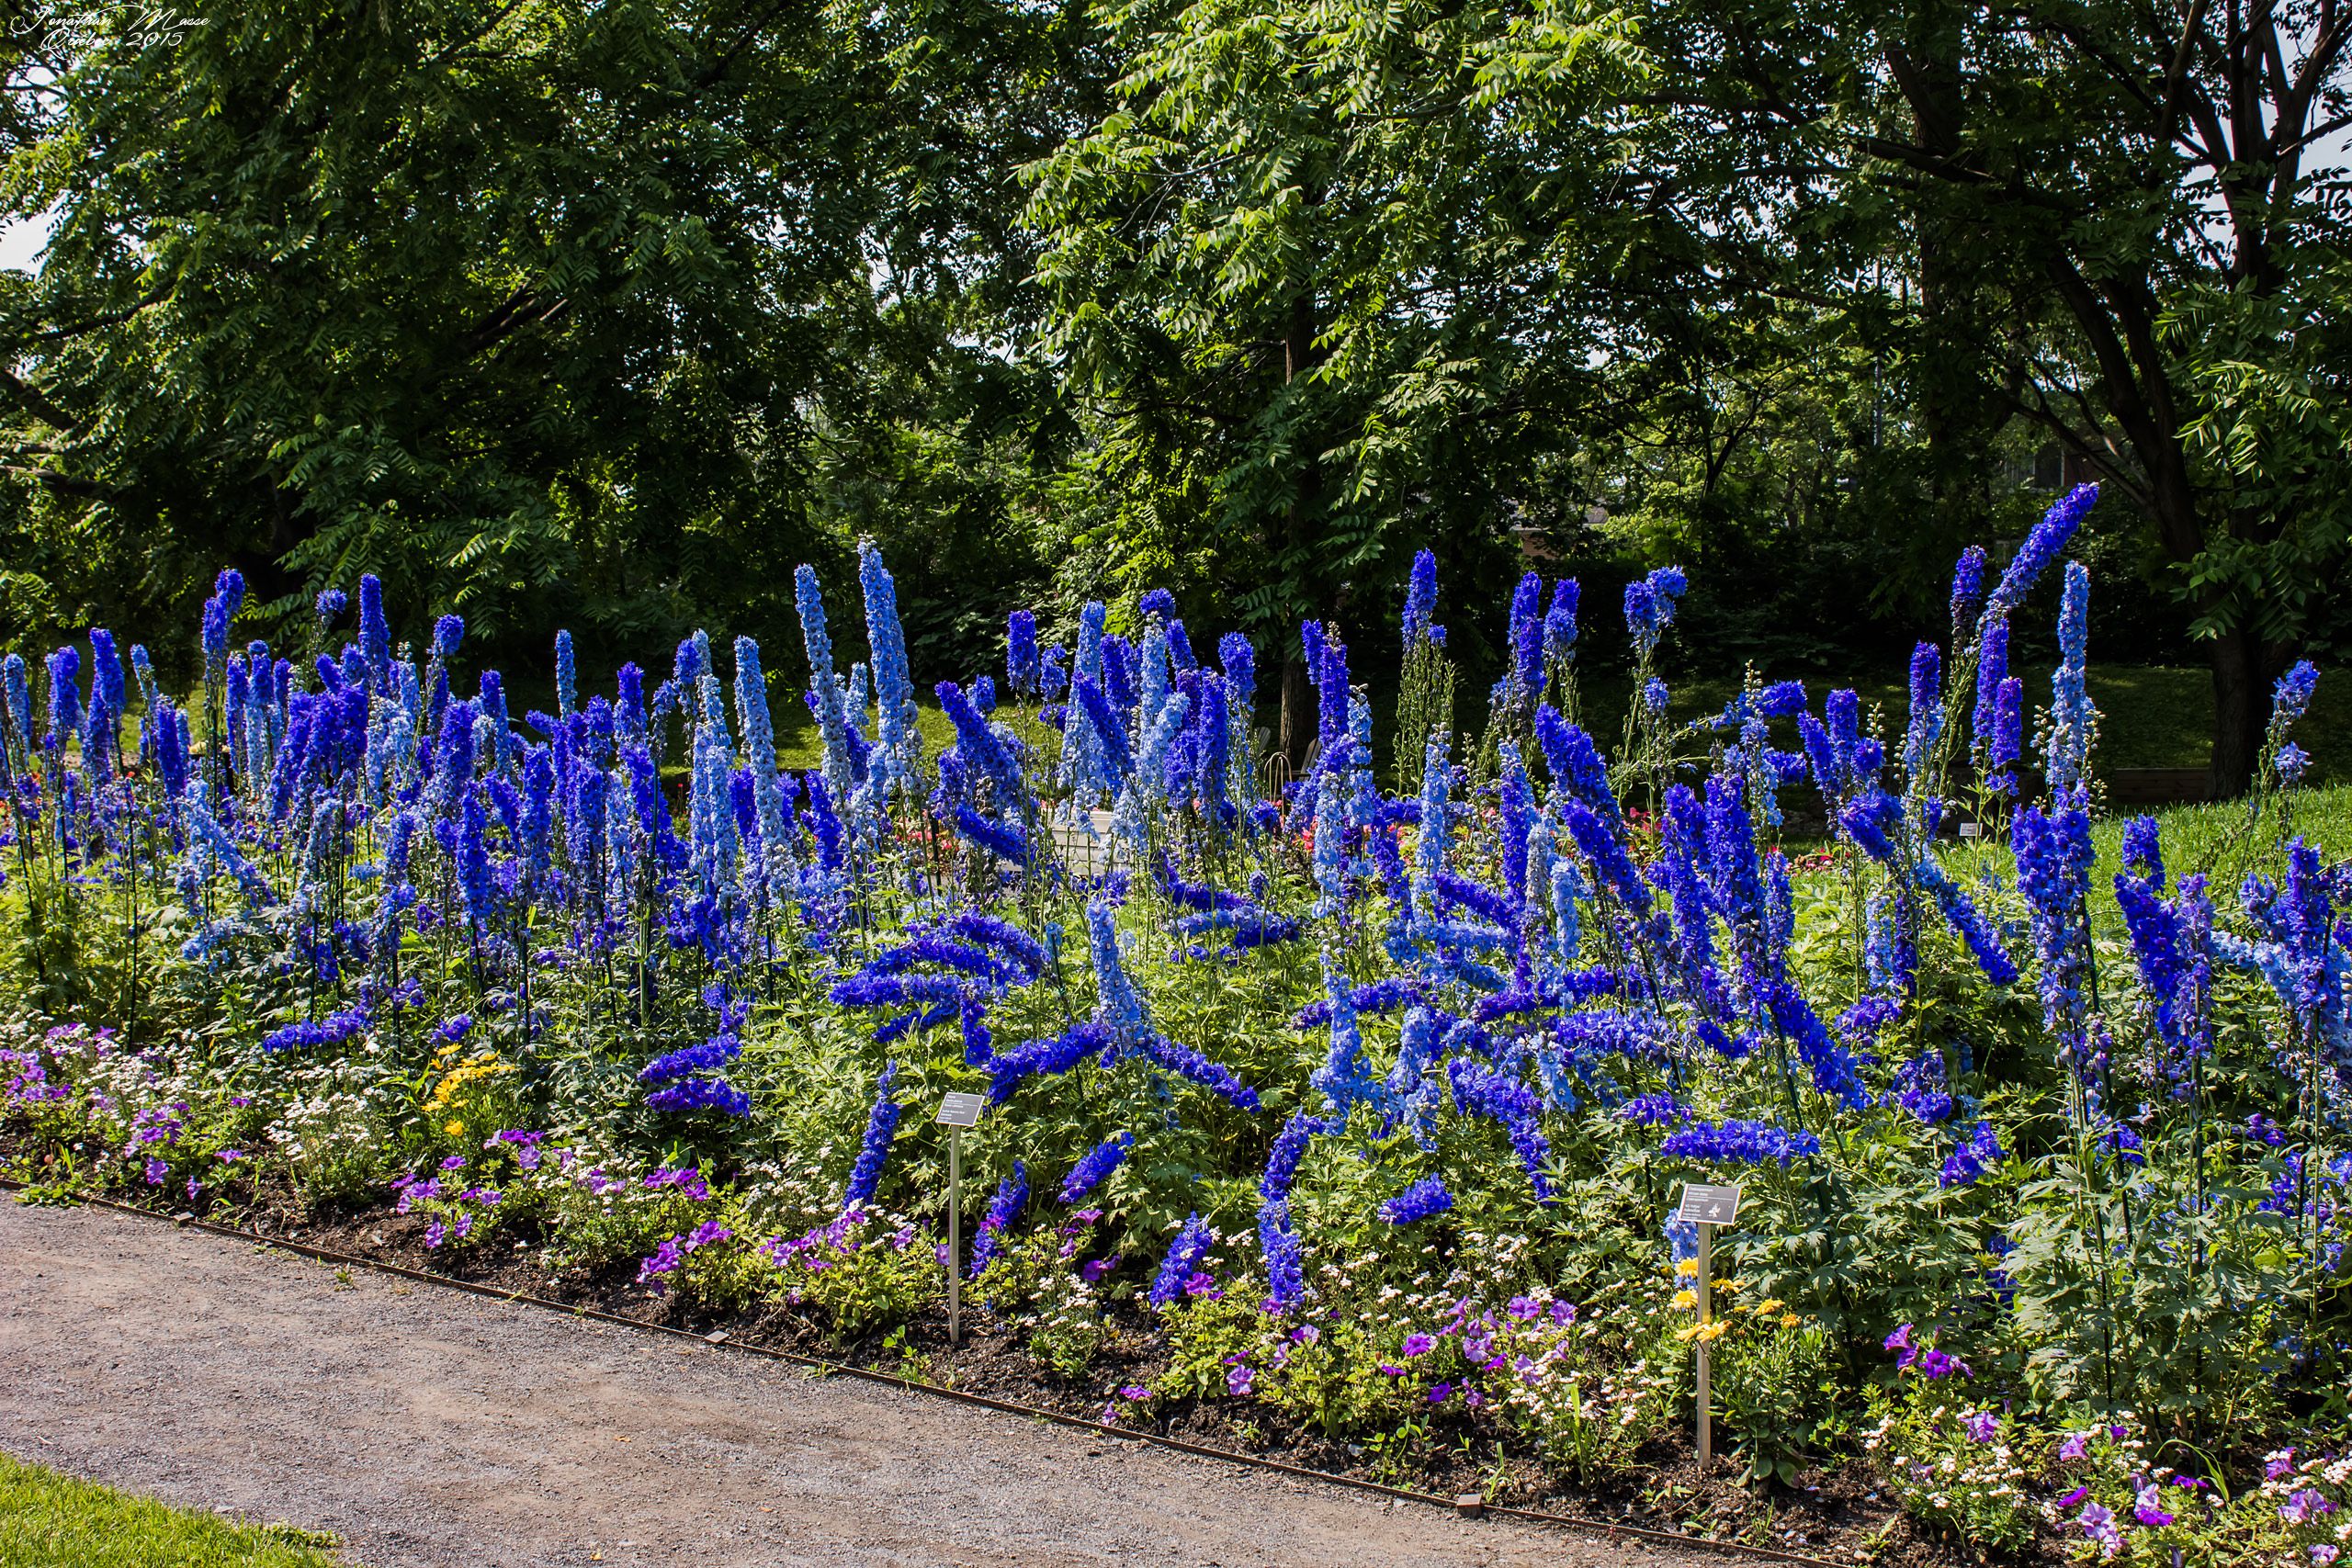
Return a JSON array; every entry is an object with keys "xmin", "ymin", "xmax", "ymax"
[
  {"xmin": 0, "ymin": 1143, "xmax": 2041, "ymax": 1568},
  {"xmin": 7, "ymin": 1196, "xmax": 1713, "ymax": 1568}
]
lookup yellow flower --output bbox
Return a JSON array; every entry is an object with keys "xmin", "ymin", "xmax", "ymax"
[
  {"xmin": 1751, "ymin": 1298, "xmax": 1786, "ymax": 1314},
  {"xmin": 1695, "ymin": 1321, "xmax": 1729, "ymax": 1343},
  {"xmin": 444, "ymin": 1119, "xmax": 465, "ymax": 1137},
  {"xmin": 1780, "ymin": 1313, "xmax": 1801, "ymax": 1328},
  {"xmin": 1719, "ymin": 1278, "xmax": 1747, "ymax": 1294},
  {"xmin": 1675, "ymin": 1259, "xmax": 1701, "ymax": 1278},
  {"xmin": 1672, "ymin": 1289, "xmax": 1699, "ymax": 1311}
]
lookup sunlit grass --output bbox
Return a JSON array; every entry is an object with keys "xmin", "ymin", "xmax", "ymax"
[{"xmin": 0, "ymin": 1451, "xmax": 351, "ymax": 1567}]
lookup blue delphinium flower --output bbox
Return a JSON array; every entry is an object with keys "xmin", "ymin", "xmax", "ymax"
[
  {"xmin": 1410, "ymin": 734, "xmax": 1452, "ymax": 923},
  {"xmin": 1059, "ymin": 1133, "xmax": 1133, "ymax": 1203},
  {"xmin": 2120, "ymin": 815, "xmax": 2163, "ymax": 886},
  {"xmin": 2268, "ymin": 660, "xmax": 2322, "ymax": 784},
  {"xmin": 1507, "ymin": 571, "xmax": 1544, "ymax": 712},
  {"xmin": 1134, "ymin": 1032, "xmax": 1262, "ymax": 1111},
  {"xmin": 1150, "ymin": 1213, "xmax": 1213, "ymax": 1307},
  {"xmin": 1617, "ymin": 1092, "xmax": 1688, "ymax": 1126},
  {"xmin": 260, "ymin": 1009, "xmax": 370, "ymax": 1054},
  {"xmin": 2216, "ymin": 838, "xmax": 2345, "ymax": 1075},
  {"xmin": 1259, "ymin": 1199, "xmax": 1306, "ymax": 1309},
  {"xmin": 429, "ymin": 699, "xmax": 477, "ymax": 820},
  {"xmin": 859, "ymin": 544, "xmax": 922, "ymax": 804},
  {"xmin": 1314, "ymin": 621, "xmax": 1349, "ymax": 761},
  {"xmin": 1987, "ymin": 482, "xmax": 2096, "ymax": 611},
  {"xmin": 1986, "ymin": 676, "xmax": 2024, "ymax": 795},
  {"xmin": 2014, "ymin": 797, "xmax": 2098, "ymax": 1089},
  {"xmin": 1087, "ymin": 895, "xmax": 1148, "ymax": 1040},
  {"xmin": 1193, "ymin": 673, "xmax": 1232, "ymax": 826},
  {"xmin": 1217, "ymin": 630, "xmax": 1255, "ymax": 781},
  {"xmin": 201, "ymin": 592, "xmax": 232, "ymax": 674},
  {"xmin": 645, "ymin": 1077, "xmax": 752, "ymax": 1115},
  {"xmin": 1544, "ymin": 580, "xmax": 1577, "ymax": 670},
  {"xmin": 79, "ymin": 681, "xmax": 114, "ymax": 778},
  {"xmin": 1939, "ymin": 1121, "xmax": 2005, "ymax": 1187},
  {"xmin": 639, "ymin": 1032, "xmax": 744, "ymax": 1087},
  {"xmin": 1891, "ymin": 1052, "xmax": 1953, "ymax": 1123},
  {"xmin": 843, "ymin": 1063, "xmax": 902, "ymax": 1207},
  {"xmin": 984, "ymin": 1020, "xmax": 1111, "ymax": 1103},
  {"xmin": 1862, "ymin": 889, "xmax": 1917, "ymax": 993},
  {"xmin": 733, "ymin": 637, "xmax": 795, "ymax": 891},
  {"xmin": 1401, "ymin": 548, "xmax": 1440, "ymax": 648},
  {"xmin": 794, "ymin": 564, "xmax": 856, "ymax": 819},
  {"xmin": 1839, "ymin": 789, "xmax": 2017, "ymax": 987},
  {"xmin": 2117, "ymin": 865, "xmax": 2217, "ymax": 1091},
  {"xmin": 44, "ymin": 646, "xmax": 82, "ymax": 748},
  {"xmin": 1007, "ymin": 610, "xmax": 1041, "ymax": 697},
  {"xmin": 1310, "ymin": 956, "xmax": 1379, "ymax": 1111},
  {"xmin": 970, "ymin": 1161, "xmax": 1028, "ymax": 1276},
  {"xmin": 1950, "ymin": 546, "xmax": 1987, "ymax": 636},
  {"xmin": 1, "ymin": 652, "xmax": 30, "ymax": 758},
  {"xmin": 1902, "ymin": 642, "xmax": 1943, "ymax": 786},
  {"xmin": 86, "ymin": 628, "xmax": 124, "ymax": 723},
  {"xmin": 2273, "ymin": 660, "xmax": 2321, "ymax": 730},
  {"xmin": 1133, "ymin": 690, "xmax": 1192, "ymax": 815},
  {"xmin": 1657, "ymin": 1118, "xmax": 1821, "ymax": 1167},
  {"xmin": 1447, "ymin": 1056, "xmax": 1554, "ymax": 1200},
  {"xmin": 432, "ymin": 615, "xmax": 465, "ymax": 661},
  {"xmin": 357, "ymin": 575, "xmax": 389, "ymax": 689},
  {"xmin": 2046, "ymin": 561, "xmax": 2095, "ymax": 799},
  {"xmin": 939, "ymin": 681, "xmax": 1026, "ymax": 834},
  {"xmin": 1060, "ymin": 608, "xmax": 1117, "ymax": 804},
  {"xmin": 1260, "ymin": 1111, "xmax": 1330, "ymax": 1203},
  {"xmin": 453, "ymin": 787, "xmax": 495, "ymax": 932},
  {"xmin": 1380, "ymin": 1176, "xmax": 1455, "ymax": 1224},
  {"xmin": 1623, "ymin": 567, "xmax": 1688, "ymax": 659},
  {"xmin": 552, "ymin": 628, "xmax": 577, "ymax": 718},
  {"xmin": 1536, "ymin": 706, "xmax": 1619, "ymax": 821},
  {"xmin": 1564, "ymin": 800, "xmax": 1651, "ymax": 915},
  {"xmin": 1973, "ymin": 613, "xmax": 2008, "ymax": 755},
  {"xmin": 1137, "ymin": 621, "xmax": 1171, "ymax": 743},
  {"xmin": 1797, "ymin": 708, "xmax": 1847, "ymax": 803}
]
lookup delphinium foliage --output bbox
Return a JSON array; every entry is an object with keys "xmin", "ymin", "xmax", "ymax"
[{"xmin": 6, "ymin": 494, "xmax": 2352, "ymax": 1564}]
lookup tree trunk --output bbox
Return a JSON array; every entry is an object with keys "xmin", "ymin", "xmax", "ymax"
[
  {"xmin": 1279, "ymin": 639, "xmax": 1313, "ymax": 773},
  {"xmin": 1277, "ymin": 282, "xmax": 1322, "ymax": 771},
  {"xmin": 2208, "ymin": 626, "xmax": 2271, "ymax": 800}
]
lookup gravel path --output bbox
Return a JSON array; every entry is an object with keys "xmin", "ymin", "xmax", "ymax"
[{"xmin": 0, "ymin": 1200, "xmax": 1713, "ymax": 1568}]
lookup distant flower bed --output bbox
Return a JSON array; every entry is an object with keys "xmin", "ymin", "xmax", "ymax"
[{"xmin": 4, "ymin": 484, "xmax": 2351, "ymax": 1562}]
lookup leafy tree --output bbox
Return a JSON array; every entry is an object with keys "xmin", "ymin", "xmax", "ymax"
[
  {"xmin": 1022, "ymin": 0, "xmax": 1645, "ymax": 757},
  {"xmin": 1634, "ymin": 0, "xmax": 2352, "ymax": 791},
  {"xmin": 0, "ymin": 0, "xmax": 1096, "ymax": 679}
]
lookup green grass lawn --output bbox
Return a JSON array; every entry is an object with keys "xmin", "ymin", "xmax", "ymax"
[{"xmin": 0, "ymin": 1452, "xmax": 350, "ymax": 1567}]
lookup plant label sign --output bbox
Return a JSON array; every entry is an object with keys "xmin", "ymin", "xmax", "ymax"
[
  {"xmin": 935, "ymin": 1091, "xmax": 985, "ymax": 1128},
  {"xmin": 1677, "ymin": 1183, "xmax": 1742, "ymax": 1227}
]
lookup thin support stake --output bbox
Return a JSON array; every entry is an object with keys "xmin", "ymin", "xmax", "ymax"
[
  {"xmin": 947, "ymin": 1125, "xmax": 962, "ymax": 1346},
  {"xmin": 1696, "ymin": 1221, "xmax": 1713, "ymax": 1471}
]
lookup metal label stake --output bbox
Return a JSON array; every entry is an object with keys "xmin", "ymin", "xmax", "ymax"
[
  {"xmin": 1675, "ymin": 1182, "xmax": 1743, "ymax": 1471},
  {"xmin": 935, "ymin": 1092, "xmax": 984, "ymax": 1346}
]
